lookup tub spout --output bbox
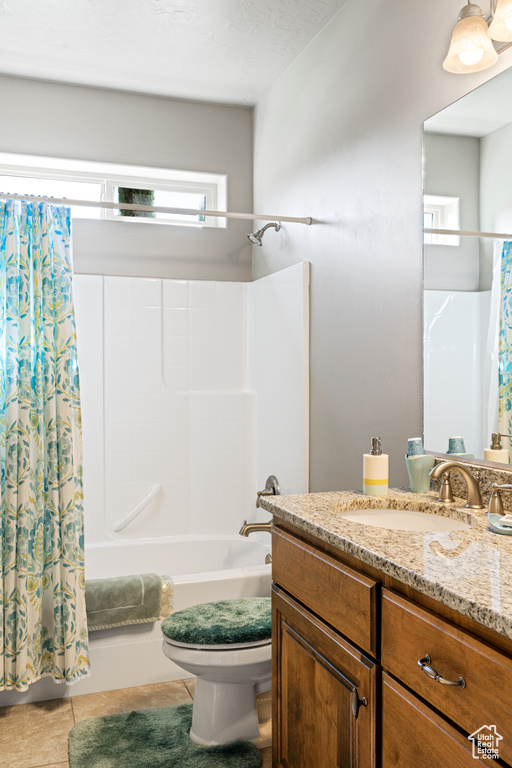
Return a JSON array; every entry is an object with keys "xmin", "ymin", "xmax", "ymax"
[{"xmin": 239, "ymin": 521, "xmax": 272, "ymax": 537}]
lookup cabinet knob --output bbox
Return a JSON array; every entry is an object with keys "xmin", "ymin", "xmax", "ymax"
[
  {"xmin": 350, "ymin": 689, "xmax": 368, "ymax": 719},
  {"xmin": 418, "ymin": 654, "xmax": 466, "ymax": 688}
]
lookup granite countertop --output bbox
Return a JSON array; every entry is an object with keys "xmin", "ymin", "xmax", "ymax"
[{"xmin": 259, "ymin": 488, "xmax": 512, "ymax": 641}]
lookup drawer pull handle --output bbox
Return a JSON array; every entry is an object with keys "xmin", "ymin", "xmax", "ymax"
[{"xmin": 417, "ymin": 654, "xmax": 466, "ymax": 688}]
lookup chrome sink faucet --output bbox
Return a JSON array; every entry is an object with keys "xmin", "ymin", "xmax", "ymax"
[{"xmin": 429, "ymin": 461, "xmax": 485, "ymax": 510}]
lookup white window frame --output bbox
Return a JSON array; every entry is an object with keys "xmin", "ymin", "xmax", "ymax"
[
  {"xmin": 423, "ymin": 194, "xmax": 460, "ymax": 246},
  {"xmin": 0, "ymin": 152, "xmax": 227, "ymax": 228}
]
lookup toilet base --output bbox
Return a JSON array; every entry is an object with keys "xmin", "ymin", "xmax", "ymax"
[
  {"xmin": 161, "ymin": 631, "xmax": 272, "ymax": 747},
  {"xmin": 253, "ymin": 689, "xmax": 272, "ymax": 749},
  {"xmin": 189, "ymin": 678, "xmax": 261, "ymax": 746}
]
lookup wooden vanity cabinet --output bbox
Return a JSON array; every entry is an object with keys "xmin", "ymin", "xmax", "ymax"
[{"xmin": 272, "ymin": 521, "xmax": 512, "ymax": 768}]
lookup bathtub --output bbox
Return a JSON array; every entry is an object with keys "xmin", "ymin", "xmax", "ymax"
[
  {"xmin": 85, "ymin": 534, "xmax": 271, "ymax": 611},
  {"xmin": 79, "ymin": 534, "xmax": 271, "ymax": 696},
  {"xmin": 0, "ymin": 534, "xmax": 271, "ymax": 706}
]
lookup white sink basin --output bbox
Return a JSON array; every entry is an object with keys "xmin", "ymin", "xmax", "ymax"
[{"xmin": 340, "ymin": 507, "xmax": 471, "ymax": 532}]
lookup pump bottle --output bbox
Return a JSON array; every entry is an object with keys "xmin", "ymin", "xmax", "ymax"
[
  {"xmin": 363, "ymin": 437, "xmax": 389, "ymax": 496},
  {"xmin": 484, "ymin": 433, "xmax": 510, "ymax": 464}
]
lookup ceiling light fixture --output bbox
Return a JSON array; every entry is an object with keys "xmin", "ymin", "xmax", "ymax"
[{"xmin": 443, "ymin": 0, "xmax": 512, "ymax": 73}]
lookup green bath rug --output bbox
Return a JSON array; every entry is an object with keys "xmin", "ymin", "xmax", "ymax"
[{"xmin": 68, "ymin": 703, "xmax": 262, "ymax": 768}]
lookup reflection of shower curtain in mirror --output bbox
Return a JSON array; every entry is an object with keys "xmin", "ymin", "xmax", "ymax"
[
  {"xmin": 0, "ymin": 200, "xmax": 90, "ymax": 691},
  {"xmin": 499, "ymin": 241, "xmax": 512, "ymax": 440}
]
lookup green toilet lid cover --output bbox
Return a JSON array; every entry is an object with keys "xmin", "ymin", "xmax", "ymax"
[{"xmin": 161, "ymin": 597, "xmax": 271, "ymax": 646}]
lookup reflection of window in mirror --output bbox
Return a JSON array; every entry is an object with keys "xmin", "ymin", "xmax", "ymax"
[
  {"xmin": 423, "ymin": 194, "xmax": 460, "ymax": 246},
  {"xmin": 423, "ymin": 210, "xmax": 434, "ymax": 244}
]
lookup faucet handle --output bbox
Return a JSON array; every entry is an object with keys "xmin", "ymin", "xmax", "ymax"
[
  {"xmin": 488, "ymin": 483, "xmax": 512, "ymax": 516},
  {"xmin": 438, "ymin": 476, "xmax": 455, "ymax": 504}
]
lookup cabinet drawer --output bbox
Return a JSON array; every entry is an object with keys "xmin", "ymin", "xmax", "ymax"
[
  {"xmin": 382, "ymin": 589, "xmax": 512, "ymax": 766},
  {"xmin": 272, "ymin": 527, "xmax": 378, "ymax": 655},
  {"xmin": 382, "ymin": 673, "xmax": 482, "ymax": 767}
]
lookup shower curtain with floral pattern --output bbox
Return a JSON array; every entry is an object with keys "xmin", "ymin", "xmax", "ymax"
[
  {"xmin": 0, "ymin": 200, "xmax": 90, "ymax": 691},
  {"xmin": 499, "ymin": 241, "xmax": 512, "ymax": 439}
]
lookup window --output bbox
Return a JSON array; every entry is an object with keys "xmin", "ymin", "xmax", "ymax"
[
  {"xmin": 0, "ymin": 153, "xmax": 227, "ymax": 227},
  {"xmin": 0, "ymin": 173, "xmax": 103, "ymax": 219},
  {"xmin": 423, "ymin": 210, "xmax": 435, "ymax": 245},
  {"xmin": 423, "ymin": 194, "xmax": 460, "ymax": 246}
]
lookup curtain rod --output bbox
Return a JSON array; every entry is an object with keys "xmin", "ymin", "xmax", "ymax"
[
  {"xmin": 424, "ymin": 227, "xmax": 512, "ymax": 240},
  {"xmin": 0, "ymin": 192, "xmax": 312, "ymax": 225}
]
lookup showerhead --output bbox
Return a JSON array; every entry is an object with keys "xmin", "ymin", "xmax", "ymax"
[
  {"xmin": 247, "ymin": 230, "xmax": 264, "ymax": 245},
  {"xmin": 247, "ymin": 221, "xmax": 281, "ymax": 246}
]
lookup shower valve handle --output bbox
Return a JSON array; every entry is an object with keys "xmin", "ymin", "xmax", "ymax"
[{"xmin": 256, "ymin": 475, "xmax": 280, "ymax": 508}]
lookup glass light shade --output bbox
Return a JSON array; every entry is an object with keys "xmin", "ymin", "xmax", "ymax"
[
  {"xmin": 443, "ymin": 15, "xmax": 499, "ymax": 73},
  {"xmin": 489, "ymin": 0, "xmax": 512, "ymax": 41}
]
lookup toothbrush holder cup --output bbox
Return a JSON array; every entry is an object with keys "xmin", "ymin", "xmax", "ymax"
[{"xmin": 406, "ymin": 454, "xmax": 436, "ymax": 494}]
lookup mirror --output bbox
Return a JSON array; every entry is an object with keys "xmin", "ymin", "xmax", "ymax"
[{"xmin": 423, "ymin": 65, "xmax": 512, "ymax": 463}]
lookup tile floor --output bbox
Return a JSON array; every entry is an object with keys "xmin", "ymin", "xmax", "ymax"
[{"xmin": 0, "ymin": 679, "xmax": 272, "ymax": 768}]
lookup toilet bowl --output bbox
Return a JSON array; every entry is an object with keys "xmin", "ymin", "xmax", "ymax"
[{"xmin": 161, "ymin": 597, "xmax": 272, "ymax": 747}]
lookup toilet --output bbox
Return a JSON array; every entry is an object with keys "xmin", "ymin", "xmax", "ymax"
[{"xmin": 161, "ymin": 597, "xmax": 272, "ymax": 747}]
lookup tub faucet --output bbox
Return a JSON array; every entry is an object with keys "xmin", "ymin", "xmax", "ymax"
[
  {"xmin": 239, "ymin": 521, "xmax": 272, "ymax": 537},
  {"xmin": 429, "ymin": 461, "xmax": 485, "ymax": 509}
]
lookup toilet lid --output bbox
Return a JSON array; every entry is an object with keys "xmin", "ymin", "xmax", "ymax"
[{"xmin": 161, "ymin": 597, "xmax": 271, "ymax": 647}]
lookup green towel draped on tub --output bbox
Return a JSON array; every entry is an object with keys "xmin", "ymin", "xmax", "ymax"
[{"xmin": 85, "ymin": 573, "xmax": 174, "ymax": 631}]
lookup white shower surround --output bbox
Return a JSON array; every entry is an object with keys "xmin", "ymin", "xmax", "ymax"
[
  {"xmin": 424, "ymin": 289, "xmax": 491, "ymax": 458},
  {"xmin": 74, "ymin": 264, "xmax": 307, "ymax": 698},
  {"xmin": 74, "ymin": 265, "xmax": 309, "ymax": 546}
]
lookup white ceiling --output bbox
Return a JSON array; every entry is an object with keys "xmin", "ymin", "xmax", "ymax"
[
  {"xmin": 0, "ymin": 0, "xmax": 348, "ymax": 106},
  {"xmin": 425, "ymin": 64, "xmax": 512, "ymax": 138}
]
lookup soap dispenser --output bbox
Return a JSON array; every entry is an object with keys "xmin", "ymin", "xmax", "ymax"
[
  {"xmin": 363, "ymin": 437, "xmax": 388, "ymax": 497},
  {"xmin": 484, "ymin": 433, "xmax": 511, "ymax": 464}
]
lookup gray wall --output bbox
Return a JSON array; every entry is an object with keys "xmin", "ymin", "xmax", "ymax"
[
  {"xmin": 481, "ymin": 120, "xmax": 512, "ymax": 276},
  {"xmin": 423, "ymin": 133, "xmax": 480, "ymax": 291},
  {"xmin": 0, "ymin": 75, "xmax": 253, "ymax": 280},
  {"xmin": 481, "ymin": 122, "xmax": 512, "ymax": 236},
  {"xmin": 252, "ymin": 0, "xmax": 512, "ymax": 490}
]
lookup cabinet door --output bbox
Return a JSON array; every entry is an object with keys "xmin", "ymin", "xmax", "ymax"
[{"xmin": 273, "ymin": 586, "xmax": 377, "ymax": 768}]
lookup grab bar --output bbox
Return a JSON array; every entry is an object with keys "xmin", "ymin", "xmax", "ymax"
[{"xmin": 113, "ymin": 484, "xmax": 161, "ymax": 532}]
